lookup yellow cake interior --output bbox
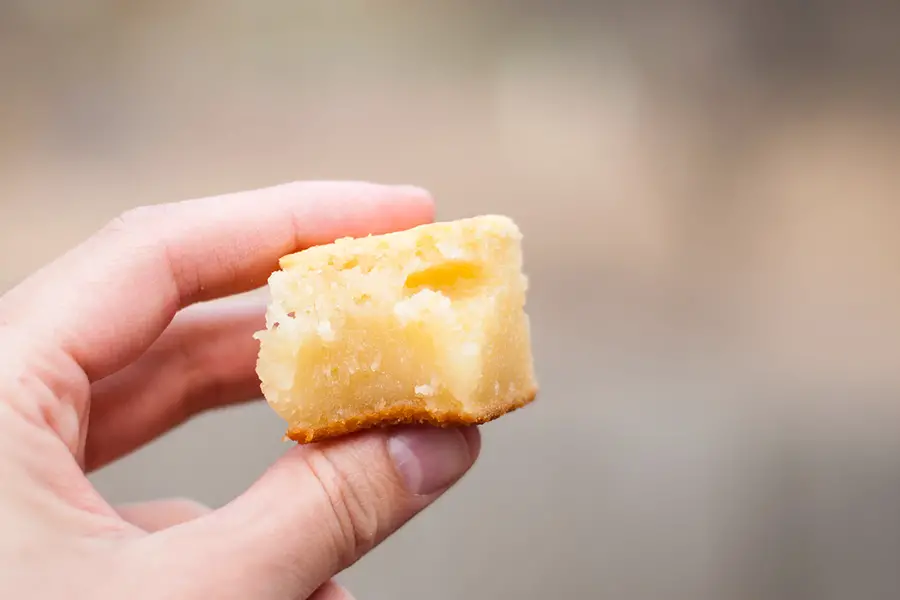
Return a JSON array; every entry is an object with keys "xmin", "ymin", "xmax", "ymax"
[{"xmin": 255, "ymin": 215, "xmax": 537, "ymax": 442}]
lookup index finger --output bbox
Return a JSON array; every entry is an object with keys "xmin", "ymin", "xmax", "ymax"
[{"xmin": 0, "ymin": 181, "xmax": 434, "ymax": 380}]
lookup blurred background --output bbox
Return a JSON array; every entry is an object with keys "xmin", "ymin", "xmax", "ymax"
[{"xmin": 2, "ymin": 1, "xmax": 900, "ymax": 598}]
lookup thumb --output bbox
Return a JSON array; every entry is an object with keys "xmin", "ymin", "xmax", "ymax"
[{"xmin": 162, "ymin": 426, "xmax": 479, "ymax": 599}]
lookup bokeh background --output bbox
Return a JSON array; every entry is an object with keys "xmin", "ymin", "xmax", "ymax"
[{"xmin": 2, "ymin": 1, "xmax": 900, "ymax": 598}]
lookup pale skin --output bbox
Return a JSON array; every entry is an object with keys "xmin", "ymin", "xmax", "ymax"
[{"xmin": 0, "ymin": 182, "xmax": 481, "ymax": 599}]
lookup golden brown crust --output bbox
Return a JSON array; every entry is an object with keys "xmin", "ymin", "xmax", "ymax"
[{"xmin": 284, "ymin": 388, "xmax": 538, "ymax": 444}]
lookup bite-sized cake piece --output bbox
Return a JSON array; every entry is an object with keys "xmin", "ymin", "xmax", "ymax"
[{"xmin": 255, "ymin": 215, "xmax": 537, "ymax": 443}]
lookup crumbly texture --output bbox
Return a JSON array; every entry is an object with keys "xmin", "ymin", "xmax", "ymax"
[{"xmin": 255, "ymin": 215, "xmax": 538, "ymax": 443}]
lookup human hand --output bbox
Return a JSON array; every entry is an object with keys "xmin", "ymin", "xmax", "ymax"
[{"xmin": 0, "ymin": 182, "xmax": 481, "ymax": 599}]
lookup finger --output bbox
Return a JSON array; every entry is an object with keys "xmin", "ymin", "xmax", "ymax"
[
  {"xmin": 117, "ymin": 498, "xmax": 211, "ymax": 532},
  {"xmin": 309, "ymin": 581, "xmax": 355, "ymax": 600},
  {"xmin": 0, "ymin": 181, "xmax": 434, "ymax": 381},
  {"xmin": 162, "ymin": 426, "xmax": 480, "ymax": 598},
  {"xmin": 86, "ymin": 298, "xmax": 265, "ymax": 471}
]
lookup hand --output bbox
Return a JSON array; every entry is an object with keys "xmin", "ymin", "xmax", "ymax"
[{"xmin": 0, "ymin": 182, "xmax": 481, "ymax": 599}]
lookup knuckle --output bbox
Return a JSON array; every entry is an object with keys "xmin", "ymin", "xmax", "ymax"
[
  {"xmin": 301, "ymin": 448, "xmax": 383, "ymax": 564},
  {"xmin": 102, "ymin": 204, "xmax": 189, "ymax": 301},
  {"xmin": 104, "ymin": 204, "xmax": 182, "ymax": 246},
  {"xmin": 0, "ymin": 333, "xmax": 88, "ymax": 456},
  {"xmin": 105, "ymin": 205, "xmax": 158, "ymax": 233}
]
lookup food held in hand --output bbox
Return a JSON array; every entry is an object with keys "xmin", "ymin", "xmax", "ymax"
[{"xmin": 255, "ymin": 215, "xmax": 537, "ymax": 443}]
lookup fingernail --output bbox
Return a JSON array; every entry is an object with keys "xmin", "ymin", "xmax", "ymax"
[{"xmin": 388, "ymin": 428, "xmax": 475, "ymax": 495}]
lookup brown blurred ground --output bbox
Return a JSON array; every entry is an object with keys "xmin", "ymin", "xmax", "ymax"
[{"xmin": 1, "ymin": 2, "xmax": 900, "ymax": 599}]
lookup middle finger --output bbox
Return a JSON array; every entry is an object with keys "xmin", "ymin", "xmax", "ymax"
[{"xmin": 86, "ymin": 297, "xmax": 265, "ymax": 470}]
